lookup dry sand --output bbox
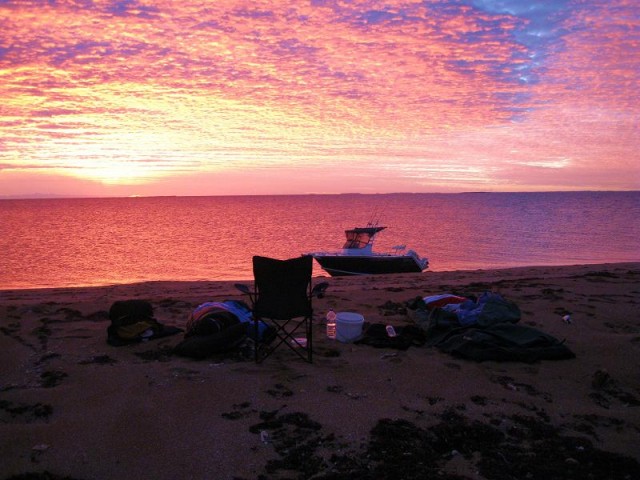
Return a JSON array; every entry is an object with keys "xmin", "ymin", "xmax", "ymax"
[{"xmin": 1, "ymin": 263, "xmax": 639, "ymax": 480}]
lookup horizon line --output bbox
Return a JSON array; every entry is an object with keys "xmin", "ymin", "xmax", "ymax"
[{"xmin": 1, "ymin": 189, "xmax": 639, "ymax": 200}]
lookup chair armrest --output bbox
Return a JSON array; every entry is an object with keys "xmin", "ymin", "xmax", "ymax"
[
  {"xmin": 234, "ymin": 283, "xmax": 251, "ymax": 294},
  {"xmin": 235, "ymin": 283, "xmax": 256, "ymax": 305}
]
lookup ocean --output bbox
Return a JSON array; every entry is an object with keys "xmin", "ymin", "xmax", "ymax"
[{"xmin": 1, "ymin": 192, "xmax": 639, "ymax": 289}]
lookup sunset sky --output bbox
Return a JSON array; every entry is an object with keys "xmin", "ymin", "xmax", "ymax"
[{"xmin": 1, "ymin": 0, "xmax": 638, "ymax": 197}]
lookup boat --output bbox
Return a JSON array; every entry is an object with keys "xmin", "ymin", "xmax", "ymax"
[{"xmin": 305, "ymin": 223, "xmax": 429, "ymax": 276}]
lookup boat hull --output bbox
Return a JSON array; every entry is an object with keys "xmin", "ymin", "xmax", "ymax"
[{"xmin": 311, "ymin": 254, "xmax": 426, "ymax": 276}]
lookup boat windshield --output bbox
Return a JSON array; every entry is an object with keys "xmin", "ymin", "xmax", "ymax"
[{"xmin": 342, "ymin": 227, "xmax": 385, "ymax": 249}]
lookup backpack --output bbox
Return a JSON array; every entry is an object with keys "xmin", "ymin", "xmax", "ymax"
[{"xmin": 107, "ymin": 300, "xmax": 181, "ymax": 346}]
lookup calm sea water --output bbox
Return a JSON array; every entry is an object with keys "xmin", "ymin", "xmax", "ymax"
[{"xmin": 1, "ymin": 192, "xmax": 639, "ymax": 289}]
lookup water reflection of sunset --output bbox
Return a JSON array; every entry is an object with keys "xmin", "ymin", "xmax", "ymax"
[{"xmin": 1, "ymin": 1, "xmax": 638, "ymax": 196}]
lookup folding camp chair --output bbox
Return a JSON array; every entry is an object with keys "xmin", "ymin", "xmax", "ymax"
[{"xmin": 235, "ymin": 255, "xmax": 328, "ymax": 363}]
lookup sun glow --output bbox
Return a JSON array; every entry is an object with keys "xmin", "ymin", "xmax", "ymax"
[{"xmin": 74, "ymin": 163, "xmax": 159, "ymax": 185}]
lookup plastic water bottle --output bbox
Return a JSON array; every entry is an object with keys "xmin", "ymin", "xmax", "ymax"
[{"xmin": 326, "ymin": 309, "xmax": 337, "ymax": 339}]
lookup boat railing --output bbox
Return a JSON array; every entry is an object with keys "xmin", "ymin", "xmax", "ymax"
[
  {"xmin": 407, "ymin": 249, "xmax": 429, "ymax": 269},
  {"xmin": 391, "ymin": 245, "xmax": 406, "ymax": 254}
]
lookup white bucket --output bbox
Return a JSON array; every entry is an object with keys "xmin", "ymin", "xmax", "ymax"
[{"xmin": 336, "ymin": 312, "xmax": 365, "ymax": 343}]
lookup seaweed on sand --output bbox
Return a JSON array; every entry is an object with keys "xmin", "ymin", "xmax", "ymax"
[{"xmin": 248, "ymin": 408, "xmax": 640, "ymax": 480}]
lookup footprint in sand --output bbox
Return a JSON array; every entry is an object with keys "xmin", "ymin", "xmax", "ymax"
[{"xmin": 267, "ymin": 383, "xmax": 293, "ymax": 398}]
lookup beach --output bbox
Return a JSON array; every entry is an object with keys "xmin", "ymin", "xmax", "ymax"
[{"xmin": 1, "ymin": 262, "xmax": 639, "ymax": 479}]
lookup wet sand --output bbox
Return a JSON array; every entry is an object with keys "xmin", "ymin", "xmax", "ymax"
[{"xmin": 1, "ymin": 263, "xmax": 639, "ymax": 479}]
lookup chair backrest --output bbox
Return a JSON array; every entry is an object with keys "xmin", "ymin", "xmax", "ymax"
[{"xmin": 252, "ymin": 255, "xmax": 313, "ymax": 320}]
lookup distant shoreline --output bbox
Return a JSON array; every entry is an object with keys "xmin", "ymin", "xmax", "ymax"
[{"xmin": 2, "ymin": 190, "xmax": 639, "ymax": 201}]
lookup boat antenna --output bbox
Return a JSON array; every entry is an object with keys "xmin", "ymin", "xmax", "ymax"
[
  {"xmin": 369, "ymin": 203, "xmax": 387, "ymax": 227},
  {"xmin": 368, "ymin": 210, "xmax": 380, "ymax": 228}
]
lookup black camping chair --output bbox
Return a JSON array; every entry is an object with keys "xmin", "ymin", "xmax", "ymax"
[{"xmin": 235, "ymin": 255, "xmax": 328, "ymax": 363}]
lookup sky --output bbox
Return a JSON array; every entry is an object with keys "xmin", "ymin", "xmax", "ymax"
[{"xmin": 0, "ymin": 0, "xmax": 638, "ymax": 197}]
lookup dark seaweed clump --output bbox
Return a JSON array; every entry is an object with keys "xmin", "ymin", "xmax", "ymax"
[
  {"xmin": 246, "ymin": 407, "xmax": 640, "ymax": 480},
  {"xmin": 0, "ymin": 400, "xmax": 53, "ymax": 421}
]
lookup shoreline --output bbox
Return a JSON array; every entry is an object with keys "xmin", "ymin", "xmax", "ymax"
[
  {"xmin": 2, "ymin": 261, "xmax": 637, "ymax": 294},
  {"xmin": 1, "ymin": 262, "xmax": 639, "ymax": 479},
  {"xmin": 2, "ymin": 261, "xmax": 639, "ymax": 293}
]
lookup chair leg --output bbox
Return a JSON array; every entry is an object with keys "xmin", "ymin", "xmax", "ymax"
[
  {"xmin": 307, "ymin": 317, "xmax": 313, "ymax": 363},
  {"xmin": 253, "ymin": 317, "xmax": 313, "ymax": 364},
  {"xmin": 254, "ymin": 318, "xmax": 260, "ymax": 363}
]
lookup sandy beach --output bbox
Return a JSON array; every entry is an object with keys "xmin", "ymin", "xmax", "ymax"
[{"xmin": 1, "ymin": 263, "xmax": 639, "ymax": 480}]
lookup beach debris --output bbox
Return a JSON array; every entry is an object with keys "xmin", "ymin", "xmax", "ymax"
[
  {"xmin": 328, "ymin": 385, "xmax": 368, "ymax": 400},
  {"xmin": 346, "ymin": 392, "xmax": 367, "ymax": 400},
  {"xmin": 562, "ymin": 314, "xmax": 572, "ymax": 324},
  {"xmin": 78, "ymin": 354, "xmax": 117, "ymax": 365},
  {"xmin": 37, "ymin": 353, "xmax": 61, "ymax": 365},
  {"xmin": 134, "ymin": 345, "xmax": 174, "ymax": 362},
  {"xmin": 378, "ymin": 300, "xmax": 406, "ymax": 316},
  {"xmin": 40, "ymin": 370, "xmax": 68, "ymax": 388},
  {"xmin": 470, "ymin": 395, "xmax": 488, "ymax": 406},
  {"xmin": 0, "ymin": 400, "xmax": 53, "ymax": 422},
  {"xmin": 589, "ymin": 369, "xmax": 640, "ymax": 407},
  {"xmin": 490, "ymin": 375, "xmax": 552, "ymax": 400},
  {"xmin": 31, "ymin": 443, "xmax": 51, "ymax": 462},
  {"xmin": 57, "ymin": 392, "xmax": 640, "ymax": 480},
  {"xmin": 380, "ymin": 352, "xmax": 398, "ymax": 359},
  {"xmin": 591, "ymin": 369, "xmax": 612, "ymax": 390},
  {"xmin": 316, "ymin": 346, "xmax": 341, "ymax": 357},
  {"xmin": 266, "ymin": 383, "xmax": 293, "ymax": 398},
  {"xmin": 221, "ymin": 402, "xmax": 254, "ymax": 421},
  {"xmin": 290, "ymin": 337, "xmax": 308, "ymax": 347},
  {"xmin": 250, "ymin": 411, "xmax": 327, "ymax": 476},
  {"xmin": 542, "ymin": 288, "xmax": 565, "ymax": 300}
]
